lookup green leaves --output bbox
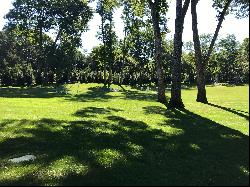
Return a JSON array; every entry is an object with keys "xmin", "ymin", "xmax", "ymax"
[
  {"xmin": 212, "ymin": 0, "xmax": 249, "ymax": 19},
  {"xmin": 6, "ymin": 0, "xmax": 93, "ymax": 49}
]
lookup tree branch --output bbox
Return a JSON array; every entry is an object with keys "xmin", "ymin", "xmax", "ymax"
[
  {"xmin": 147, "ymin": 0, "xmax": 154, "ymax": 7},
  {"xmin": 191, "ymin": 0, "xmax": 202, "ymax": 67},
  {"xmin": 182, "ymin": 0, "xmax": 190, "ymax": 19},
  {"xmin": 205, "ymin": 0, "xmax": 232, "ymax": 67}
]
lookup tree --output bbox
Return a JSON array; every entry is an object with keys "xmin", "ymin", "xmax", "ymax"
[
  {"xmin": 191, "ymin": 0, "xmax": 249, "ymax": 103},
  {"xmin": 0, "ymin": 30, "xmax": 38, "ymax": 86},
  {"xmin": 48, "ymin": 0, "xmax": 93, "ymax": 53},
  {"xmin": 236, "ymin": 38, "xmax": 249, "ymax": 83},
  {"xmin": 5, "ymin": 0, "xmax": 93, "ymax": 84},
  {"xmin": 5, "ymin": 0, "xmax": 52, "ymax": 79},
  {"xmin": 147, "ymin": 0, "xmax": 169, "ymax": 104},
  {"xmin": 96, "ymin": 0, "xmax": 119, "ymax": 87},
  {"xmin": 217, "ymin": 34, "xmax": 240, "ymax": 83},
  {"xmin": 120, "ymin": 0, "xmax": 155, "ymax": 87},
  {"xmin": 168, "ymin": 0, "xmax": 190, "ymax": 108},
  {"xmin": 120, "ymin": 0, "xmax": 130, "ymax": 86}
]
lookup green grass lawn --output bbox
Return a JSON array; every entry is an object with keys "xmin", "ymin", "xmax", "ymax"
[{"xmin": 0, "ymin": 83, "xmax": 249, "ymax": 186}]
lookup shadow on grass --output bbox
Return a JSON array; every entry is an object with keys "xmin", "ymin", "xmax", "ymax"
[
  {"xmin": 67, "ymin": 86, "xmax": 116, "ymax": 102},
  {"xmin": 0, "ymin": 119, "xmax": 17, "ymax": 129},
  {"xmin": 121, "ymin": 90, "xmax": 159, "ymax": 102},
  {"xmin": 0, "ymin": 107, "xmax": 248, "ymax": 186},
  {"xmin": 130, "ymin": 84, "xmax": 196, "ymax": 92},
  {"xmin": 74, "ymin": 107, "xmax": 123, "ymax": 118},
  {"xmin": 0, "ymin": 86, "xmax": 69, "ymax": 98},
  {"xmin": 67, "ymin": 86, "xmax": 159, "ymax": 102},
  {"xmin": 0, "ymin": 84, "xmax": 166, "ymax": 103},
  {"xmin": 206, "ymin": 103, "xmax": 249, "ymax": 120}
]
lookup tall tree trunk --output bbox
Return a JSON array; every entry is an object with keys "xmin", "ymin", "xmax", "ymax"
[
  {"xmin": 37, "ymin": 19, "xmax": 43, "ymax": 65},
  {"xmin": 196, "ymin": 65, "xmax": 207, "ymax": 102},
  {"xmin": 51, "ymin": 28, "xmax": 62, "ymax": 55},
  {"xmin": 191, "ymin": 0, "xmax": 208, "ymax": 103},
  {"xmin": 37, "ymin": 4, "xmax": 47, "ymax": 85},
  {"xmin": 108, "ymin": 65, "xmax": 112, "ymax": 87},
  {"xmin": 38, "ymin": 18, "xmax": 46, "ymax": 85},
  {"xmin": 101, "ymin": 16, "xmax": 107, "ymax": 86},
  {"xmin": 104, "ymin": 61, "xmax": 107, "ymax": 85},
  {"xmin": 108, "ymin": 19, "xmax": 113, "ymax": 88},
  {"xmin": 39, "ymin": 24, "xmax": 43, "ymax": 55},
  {"xmin": 148, "ymin": 0, "xmax": 166, "ymax": 104},
  {"xmin": 120, "ymin": 29, "xmax": 127, "ymax": 86},
  {"xmin": 191, "ymin": 0, "xmax": 231, "ymax": 103},
  {"xmin": 168, "ymin": 0, "xmax": 190, "ymax": 108}
]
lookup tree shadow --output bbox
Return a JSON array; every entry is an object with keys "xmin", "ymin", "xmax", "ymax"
[
  {"xmin": 66, "ymin": 86, "xmax": 160, "ymax": 102},
  {"xmin": 121, "ymin": 90, "xmax": 162, "ymax": 102},
  {"xmin": 74, "ymin": 107, "xmax": 123, "ymax": 118},
  {"xmin": 0, "ymin": 86, "xmax": 69, "ymax": 98},
  {"xmin": 118, "ymin": 85, "xmax": 126, "ymax": 92},
  {"xmin": 206, "ymin": 102, "xmax": 249, "ymax": 120},
  {"xmin": 66, "ymin": 86, "xmax": 117, "ymax": 102},
  {"xmin": 143, "ymin": 105, "xmax": 166, "ymax": 115},
  {"xmin": 0, "ymin": 106, "xmax": 248, "ymax": 186},
  {"xmin": 0, "ymin": 119, "xmax": 17, "ymax": 129},
  {"xmin": 0, "ymin": 84, "xmax": 167, "ymax": 103},
  {"xmin": 130, "ymin": 84, "xmax": 196, "ymax": 92}
]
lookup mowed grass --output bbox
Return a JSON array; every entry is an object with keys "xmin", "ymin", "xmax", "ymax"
[{"xmin": 0, "ymin": 83, "xmax": 248, "ymax": 186}]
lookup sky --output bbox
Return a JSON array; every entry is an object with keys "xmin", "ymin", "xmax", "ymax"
[{"xmin": 0, "ymin": 0, "xmax": 249, "ymax": 53}]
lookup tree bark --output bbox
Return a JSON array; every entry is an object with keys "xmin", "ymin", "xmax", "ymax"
[
  {"xmin": 168, "ymin": 0, "xmax": 190, "ymax": 108},
  {"xmin": 101, "ymin": 16, "xmax": 107, "ymax": 86},
  {"xmin": 38, "ymin": 17, "xmax": 46, "ymax": 85},
  {"xmin": 39, "ymin": 23, "xmax": 43, "ymax": 55},
  {"xmin": 148, "ymin": 0, "xmax": 166, "ymax": 104},
  {"xmin": 204, "ymin": 0, "xmax": 232, "ymax": 67},
  {"xmin": 191, "ymin": 0, "xmax": 208, "ymax": 103},
  {"xmin": 51, "ymin": 28, "xmax": 62, "ymax": 55},
  {"xmin": 108, "ymin": 19, "xmax": 113, "ymax": 88},
  {"xmin": 108, "ymin": 65, "xmax": 112, "ymax": 87},
  {"xmin": 120, "ymin": 30, "xmax": 126, "ymax": 86},
  {"xmin": 191, "ymin": 0, "xmax": 232, "ymax": 103}
]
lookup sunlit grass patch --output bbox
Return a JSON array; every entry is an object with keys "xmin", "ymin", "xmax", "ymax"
[
  {"xmin": 89, "ymin": 149, "xmax": 127, "ymax": 168},
  {"xmin": 0, "ymin": 83, "xmax": 248, "ymax": 185},
  {"xmin": 43, "ymin": 156, "xmax": 88, "ymax": 178}
]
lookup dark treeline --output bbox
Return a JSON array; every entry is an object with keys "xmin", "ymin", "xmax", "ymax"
[
  {"xmin": 0, "ymin": 0, "xmax": 249, "ymax": 107},
  {"xmin": 1, "ymin": 29, "xmax": 248, "ymax": 87}
]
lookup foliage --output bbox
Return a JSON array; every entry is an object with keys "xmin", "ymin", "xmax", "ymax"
[
  {"xmin": 0, "ymin": 0, "xmax": 248, "ymax": 87},
  {"xmin": 213, "ymin": 0, "xmax": 249, "ymax": 18},
  {"xmin": 182, "ymin": 34, "xmax": 248, "ymax": 85}
]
